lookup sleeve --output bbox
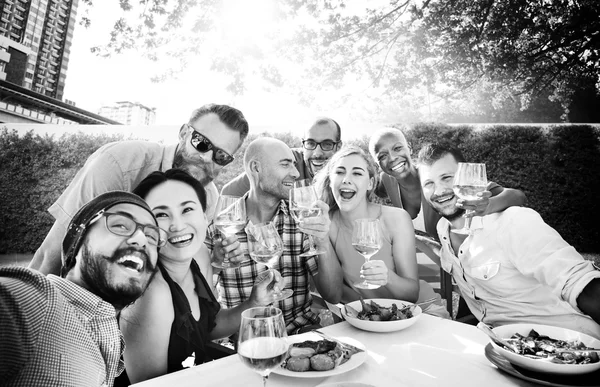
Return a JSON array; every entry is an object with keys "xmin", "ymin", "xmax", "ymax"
[
  {"xmin": 220, "ymin": 173, "xmax": 251, "ymax": 197},
  {"xmin": 204, "ymin": 182, "xmax": 219, "ymax": 222},
  {"xmin": 204, "ymin": 223, "xmax": 218, "ymax": 253},
  {"xmin": 501, "ymin": 208, "xmax": 600, "ymax": 312},
  {"xmin": 48, "ymin": 144, "xmax": 125, "ymax": 228},
  {"xmin": 0, "ymin": 274, "xmax": 46, "ymax": 382},
  {"xmin": 486, "ymin": 181, "xmax": 503, "ymax": 196}
]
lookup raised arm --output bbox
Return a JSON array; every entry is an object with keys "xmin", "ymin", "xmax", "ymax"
[{"xmin": 28, "ymin": 221, "xmax": 66, "ymax": 275}]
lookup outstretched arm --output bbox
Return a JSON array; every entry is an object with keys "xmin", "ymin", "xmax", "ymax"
[{"xmin": 457, "ymin": 184, "xmax": 526, "ymax": 217}]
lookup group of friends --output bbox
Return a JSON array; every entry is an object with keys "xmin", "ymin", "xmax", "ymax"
[{"xmin": 1, "ymin": 103, "xmax": 599, "ymax": 386}]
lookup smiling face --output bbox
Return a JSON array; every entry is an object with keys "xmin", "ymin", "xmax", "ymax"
[
  {"xmin": 257, "ymin": 142, "xmax": 300, "ymax": 200},
  {"xmin": 143, "ymin": 180, "xmax": 208, "ymax": 262},
  {"xmin": 372, "ymin": 131, "xmax": 413, "ymax": 179},
  {"xmin": 174, "ymin": 113, "xmax": 243, "ymax": 185},
  {"xmin": 418, "ymin": 153, "xmax": 465, "ymax": 221},
  {"xmin": 75, "ymin": 203, "xmax": 159, "ymax": 310},
  {"xmin": 303, "ymin": 120, "xmax": 341, "ymax": 176},
  {"xmin": 329, "ymin": 154, "xmax": 374, "ymax": 213}
]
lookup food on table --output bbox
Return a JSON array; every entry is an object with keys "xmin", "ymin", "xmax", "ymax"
[
  {"xmin": 499, "ymin": 329, "xmax": 600, "ymax": 364},
  {"xmin": 356, "ymin": 299, "xmax": 413, "ymax": 321},
  {"xmin": 282, "ymin": 339, "xmax": 361, "ymax": 372}
]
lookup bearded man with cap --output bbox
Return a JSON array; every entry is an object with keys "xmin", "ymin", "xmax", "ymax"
[{"xmin": 0, "ymin": 191, "xmax": 164, "ymax": 387}]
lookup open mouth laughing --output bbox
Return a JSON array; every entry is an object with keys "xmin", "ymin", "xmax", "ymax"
[
  {"xmin": 116, "ymin": 254, "xmax": 146, "ymax": 273},
  {"xmin": 310, "ymin": 159, "xmax": 327, "ymax": 171},
  {"xmin": 391, "ymin": 160, "xmax": 407, "ymax": 173},
  {"xmin": 339, "ymin": 188, "xmax": 357, "ymax": 201},
  {"xmin": 168, "ymin": 233, "xmax": 194, "ymax": 247}
]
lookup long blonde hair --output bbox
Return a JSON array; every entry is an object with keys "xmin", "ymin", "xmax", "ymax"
[{"xmin": 313, "ymin": 145, "xmax": 380, "ymax": 215}]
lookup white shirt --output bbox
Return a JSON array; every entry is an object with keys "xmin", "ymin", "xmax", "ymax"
[{"xmin": 437, "ymin": 207, "xmax": 600, "ymax": 339}]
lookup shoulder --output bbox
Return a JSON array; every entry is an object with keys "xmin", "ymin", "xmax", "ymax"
[
  {"xmin": 120, "ymin": 272, "xmax": 172, "ymax": 328},
  {"xmin": 380, "ymin": 205, "xmax": 411, "ymax": 223}
]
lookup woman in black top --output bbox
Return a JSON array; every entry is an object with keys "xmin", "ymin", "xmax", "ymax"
[{"xmin": 118, "ymin": 169, "xmax": 281, "ymax": 384}]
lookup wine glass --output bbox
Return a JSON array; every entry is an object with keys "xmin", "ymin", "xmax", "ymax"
[
  {"xmin": 289, "ymin": 179, "xmax": 325, "ymax": 257},
  {"xmin": 212, "ymin": 195, "xmax": 247, "ymax": 269},
  {"xmin": 352, "ymin": 218, "xmax": 382, "ymax": 289},
  {"xmin": 452, "ymin": 162, "xmax": 488, "ymax": 235},
  {"xmin": 246, "ymin": 222, "xmax": 293, "ymax": 302},
  {"xmin": 238, "ymin": 306, "xmax": 288, "ymax": 387}
]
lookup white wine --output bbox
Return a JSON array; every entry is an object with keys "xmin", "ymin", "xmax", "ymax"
[
  {"xmin": 215, "ymin": 220, "xmax": 246, "ymax": 236},
  {"xmin": 250, "ymin": 251, "xmax": 281, "ymax": 268},
  {"xmin": 238, "ymin": 337, "xmax": 288, "ymax": 376},
  {"xmin": 352, "ymin": 243, "xmax": 380, "ymax": 259},
  {"xmin": 290, "ymin": 206, "xmax": 322, "ymax": 222},
  {"xmin": 453, "ymin": 184, "xmax": 486, "ymax": 200}
]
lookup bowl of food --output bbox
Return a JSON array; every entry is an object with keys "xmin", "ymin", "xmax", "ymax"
[
  {"xmin": 490, "ymin": 323, "xmax": 600, "ymax": 375},
  {"xmin": 342, "ymin": 298, "xmax": 422, "ymax": 333}
]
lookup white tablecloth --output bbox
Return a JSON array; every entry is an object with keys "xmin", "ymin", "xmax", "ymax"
[{"xmin": 132, "ymin": 314, "xmax": 534, "ymax": 386}]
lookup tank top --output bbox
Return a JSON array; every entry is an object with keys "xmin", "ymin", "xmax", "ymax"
[{"xmin": 160, "ymin": 258, "xmax": 221, "ymax": 371}]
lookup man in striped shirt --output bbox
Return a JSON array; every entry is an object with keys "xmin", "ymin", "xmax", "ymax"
[
  {"xmin": 0, "ymin": 191, "xmax": 163, "ymax": 386},
  {"xmin": 207, "ymin": 138, "xmax": 343, "ymax": 334}
]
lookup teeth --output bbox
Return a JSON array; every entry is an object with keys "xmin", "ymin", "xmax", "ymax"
[
  {"xmin": 340, "ymin": 189, "xmax": 355, "ymax": 193},
  {"xmin": 392, "ymin": 162, "xmax": 406, "ymax": 172},
  {"xmin": 117, "ymin": 255, "xmax": 144, "ymax": 271},
  {"xmin": 311, "ymin": 160, "xmax": 325, "ymax": 166},
  {"xmin": 436, "ymin": 195, "xmax": 454, "ymax": 203},
  {"xmin": 169, "ymin": 234, "xmax": 193, "ymax": 244}
]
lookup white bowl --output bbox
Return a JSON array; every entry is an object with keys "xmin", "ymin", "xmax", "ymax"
[
  {"xmin": 491, "ymin": 323, "xmax": 600, "ymax": 375},
  {"xmin": 343, "ymin": 298, "xmax": 422, "ymax": 333}
]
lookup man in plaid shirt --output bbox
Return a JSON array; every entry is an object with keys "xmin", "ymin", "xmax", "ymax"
[
  {"xmin": 0, "ymin": 191, "xmax": 162, "ymax": 386},
  {"xmin": 207, "ymin": 138, "xmax": 343, "ymax": 334}
]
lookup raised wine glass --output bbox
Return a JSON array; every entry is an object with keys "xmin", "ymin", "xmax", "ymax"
[
  {"xmin": 452, "ymin": 162, "xmax": 488, "ymax": 235},
  {"xmin": 289, "ymin": 179, "xmax": 325, "ymax": 257},
  {"xmin": 246, "ymin": 222, "xmax": 293, "ymax": 302},
  {"xmin": 212, "ymin": 195, "xmax": 246, "ymax": 269},
  {"xmin": 238, "ymin": 306, "xmax": 288, "ymax": 387},
  {"xmin": 352, "ymin": 218, "xmax": 382, "ymax": 289}
]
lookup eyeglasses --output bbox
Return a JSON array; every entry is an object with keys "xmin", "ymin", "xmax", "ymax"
[
  {"xmin": 302, "ymin": 139, "xmax": 340, "ymax": 151},
  {"xmin": 186, "ymin": 123, "xmax": 235, "ymax": 166},
  {"xmin": 88, "ymin": 211, "xmax": 167, "ymax": 247}
]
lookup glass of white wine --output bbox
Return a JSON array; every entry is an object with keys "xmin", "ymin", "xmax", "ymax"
[
  {"xmin": 352, "ymin": 218, "xmax": 382, "ymax": 290},
  {"xmin": 246, "ymin": 222, "xmax": 293, "ymax": 302},
  {"xmin": 238, "ymin": 307, "xmax": 288, "ymax": 387},
  {"xmin": 289, "ymin": 179, "xmax": 325, "ymax": 257},
  {"xmin": 212, "ymin": 195, "xmax": 247, "ymax": 269},
  {"xmin": 452, "ymin": 162, "xmax": 488, "ymax": 235}
]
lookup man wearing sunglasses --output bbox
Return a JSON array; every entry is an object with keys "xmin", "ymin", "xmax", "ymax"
[
  {"xmin": 1, "ymin": 191, "xmax": 161, "ymax": 386},
  {"xmin": 221, "ymin": 117, "xmax": 343, "ymax": 196},
  {"xmin": 29, "ymin": 103, "xmax": 249, "ymax": 276}
]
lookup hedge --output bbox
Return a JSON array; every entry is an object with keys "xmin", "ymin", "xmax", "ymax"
[{"xmin": 1, "ymin": 124, "xmax": 598, "ymax": 254}]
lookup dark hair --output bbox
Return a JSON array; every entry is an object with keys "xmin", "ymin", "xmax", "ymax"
[
  {"xmin": 188, "ymin": 104, "xmax": 249, "ymax": 142},
  {"xmin": 134, "ymin": 169, "xmax": 207, "ymax": 211},
  {"xmin": 313, "ymin": 118, "xmax": 342, "ymax": 141},
  {"xmin": 416, "ymin": 142, "xmax": 466, "ymax": 167}
]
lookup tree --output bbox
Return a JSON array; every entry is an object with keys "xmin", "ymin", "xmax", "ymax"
[{"xmin": 83, "ymin": 0, "xmax": 600, "ymax": 121}]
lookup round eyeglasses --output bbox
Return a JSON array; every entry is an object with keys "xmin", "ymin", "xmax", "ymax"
[{"xmin": 88, "ymin": 211, "xmax": 167, "ymax": 247}]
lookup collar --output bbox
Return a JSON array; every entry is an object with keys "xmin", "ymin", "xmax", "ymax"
[
  {"xmin": 438, "ymin": 215, "xmax": 484, "ymax": 241},
  {"xmin": 47, "ymin": 275, "xmax": 117, "ymax": 318}
]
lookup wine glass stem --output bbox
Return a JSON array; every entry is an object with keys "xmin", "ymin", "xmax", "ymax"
[{"xmin": 463, "ymin": 211, "xmax": 474, "ymax": 230}]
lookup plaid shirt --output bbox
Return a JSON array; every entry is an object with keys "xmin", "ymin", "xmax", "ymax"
[
  {"xmin": 206, "ymin": 197, "xmax": 319, "ymax": 333},
  {"xmin": 0, "ymin": 267, "xmax": 124, "ymax": 387}
]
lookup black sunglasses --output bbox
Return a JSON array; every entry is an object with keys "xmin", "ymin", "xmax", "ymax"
[
  {"xmin": 302, "ymin": 139, "xmax": 340, "ymax": 151},
  {"xmin": 186, "ymin": 124, "xmax": 235, "ymax": 166}
]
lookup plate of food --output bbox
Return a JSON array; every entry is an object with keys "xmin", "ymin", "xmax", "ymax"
[
  {"xmin": 488, "ymin": 323, "xmax": 600, "ymax": 375},
  {"xmin": 272, "ymin": 332, "xmax": 367, "ymax": 378},
  {"xmin": 342, "ymin": 298, "xmax": 422, "ymax": 333}
]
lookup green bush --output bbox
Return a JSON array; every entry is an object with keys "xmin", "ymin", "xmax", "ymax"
[{"xmin": 1, "ymin": 125, "xmax": 598, "ymax": 254}]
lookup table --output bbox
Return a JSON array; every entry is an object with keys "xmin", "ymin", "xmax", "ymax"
[{"xmin": 131, "ymin": 314, "xmax": 535, "ymax": 386}]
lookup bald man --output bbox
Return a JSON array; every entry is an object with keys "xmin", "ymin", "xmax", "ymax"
[
  {"xmin": 206, "ymin": 138, "xmax": 342, "ymax": 334},
  {"xmin": 221, "ymin": 118, "xmax": 342, "ymax": 196}
]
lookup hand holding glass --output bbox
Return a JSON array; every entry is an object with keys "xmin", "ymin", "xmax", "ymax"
[
  {"xmin": 238, "ymin": 307, "xmax": 288, "ymax": 387},
  {"xmin": 289, "ymin": 179, "xmax": 325, "ymax": 257},
  {"xmin": 212, "ymin": 195, "xmax": 246, "ymax": 269},
  {"xmin": 352, "ymin": 218, "xmax": 382, "ymax": 290},
  {"xmin": 452, "ymin": 162, "xmax": 488, "ymax": 235},
  {"xmin": 246, "ymin": 222, "xmax": 293, "ymax": 302}
]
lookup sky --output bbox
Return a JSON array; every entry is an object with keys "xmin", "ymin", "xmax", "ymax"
[{"xmin": 61, "ymin": 1, "xmax": 388, "ymax": 141}]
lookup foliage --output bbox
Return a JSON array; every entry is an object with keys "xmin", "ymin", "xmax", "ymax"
[
  {"xmin": 1, "ymin": 125, "xmax": 598, "ymax": 254},
  {"xmin": 81, "ymin": 0, "xmax": 600, "ymax": 122}
]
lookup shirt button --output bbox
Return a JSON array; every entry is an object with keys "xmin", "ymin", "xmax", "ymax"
[{"xmin": 484, "ymin": 275, "xmax": 488, "ymax": 279}]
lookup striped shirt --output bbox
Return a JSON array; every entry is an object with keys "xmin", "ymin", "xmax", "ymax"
[
  {"xmin": 0, "ymin": 267, "xmax": 124, "ymax": 386},
  {"xmin": 206, "ymin": 197, "xmax": 319, "ymax": 333}
]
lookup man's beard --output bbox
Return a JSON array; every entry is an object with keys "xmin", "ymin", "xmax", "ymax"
[
  {"xmin": 430, "ymin": 191, "xmax": 466, "ymax": 222},
  {"xmin": 173, "ymin": 147, "xmax": 213, "ymax": 186},
  {"xmin": 79, "ymin": 244, "xmax": 158, "ymax": 310},
  {"xmin": 441, "ymin": 207, "xmax": 466, "ymax": 222}
]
